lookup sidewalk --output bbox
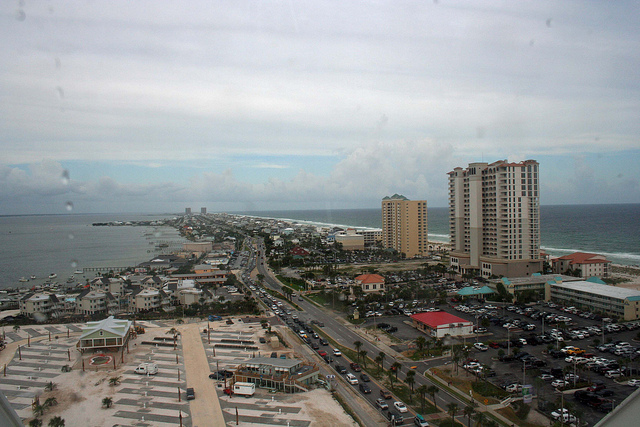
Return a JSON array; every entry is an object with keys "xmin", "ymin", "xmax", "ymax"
[{"xmin": 179, "ymin": 323, "xmax": 226, "ymax": 427}]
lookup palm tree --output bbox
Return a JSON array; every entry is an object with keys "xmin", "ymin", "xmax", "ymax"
[
  {"xmin": 391, "ymin": 362, "xmax": 402, "ymax": 380},
  {"xmin": 417, "ymin": 384, "xmax": 429, "ymax": 413},
  {"xmin": 416, "ymin": 336, "xmax": 426, "ymax": 355},
  {"xmin": 102, "ymin": 397, "xmax": 113, "ymax": 409},
  {"xmin": 43, "ymin": 397, "xmax": 58, "ymax": 409},
  {"xmin": 405, "ymin": 375, "xmax": 415, "ymax": 402},
  {"xmin": 167, "ymin": 327, "xmax": 179, "ymax": 337},
  {"xmin": 377, "ymin": 351, "xmax": 386, "ymax": 373},
  {"xmin": 425, "ymin": 338, "xmax": 433, "ymax": 356},
  {"xmin": 386, "ymin": 369, "xmax": 396, "ymax": 391},
  {"xmin": 354, "ymin": 341, "xmax": 363, "ymax": 361},
  {"xmin": 13, "ymin": 325, "xmax": 20, "ymax": 333},
  {"xmin": 48, "ymin": 416, "xmax": 65, "ymax": 427},
  {"xmin": 473, "ymin": 411, "xmax": 486, "ymax": 427},
  {"xmin": 32, "ymin": 404, "xmax": 45, "ymax": 418},
  {"xmin": 28, "ymin": 419, "xmax": 42, "ymax": 427},
  {"xmin": 109, "ymin": 376, "xmax": 121, "ymax": 387},
  {"xmin": 463, "ymin": 405, "xmax": 475, "ymax": 427},
  {"xmin": 427, "ymin": 385, "xmax": 439, "ymax": 409},
  {"xmin": 446, "ymin": 402, "xmax": 459, "ymax": 423},
  {"xmin": 44, "ymin": 382, "xmax": 56, "ymax": 392},
  {"xmin": 406, "ymin": 370, "xmax": 416, "ymax": 392},
  {"xmin": 359, "ymin": 350, "xmax": 368, "ymax": 368}
]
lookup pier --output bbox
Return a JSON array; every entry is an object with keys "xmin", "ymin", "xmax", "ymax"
[{"xmin": 80, "ymin": 267, "xmax": 130, "ymax": 273}]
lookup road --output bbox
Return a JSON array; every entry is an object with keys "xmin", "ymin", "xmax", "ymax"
[
  {"xmin": 252, "ymin": 239, "xmax": 474, "ymax": 423},
  {"xmin": 180, "ymin": 323, "xmax": 226, "ymax": 427}
]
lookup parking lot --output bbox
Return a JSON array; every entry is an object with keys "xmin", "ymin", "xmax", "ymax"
[{"xmin": 444, "ymin": 302, "xmax": 640, "ymax": 426}]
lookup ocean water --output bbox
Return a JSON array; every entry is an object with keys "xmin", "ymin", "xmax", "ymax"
[
  {"xmin": 238, "ymin": 204, "xmax": 640, "ymax": 266},
  {"xmin": 0, "ymin": 214, "xmax": 187, "ymax": 289}
]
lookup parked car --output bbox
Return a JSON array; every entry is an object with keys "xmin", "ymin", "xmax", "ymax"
[{"xmin": 186, "ymin": 387, "xmax": 195, "ymax": 400}]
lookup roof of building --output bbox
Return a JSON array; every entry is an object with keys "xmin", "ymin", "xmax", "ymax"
[
  {"xmin": 243, "ymin": 357, "xmax": 301, "ymax": 370},
  {"xmin": 595, "ymin": 386, "xmax": 640, "ymax": 427},
  {"xmin": 355, "ymin": 274, "xmax": 385, "ymax": 284},
  {"xmin": 551, "ymin": 280, "xmax": 640, "ymax": 301},
  {"xmin": 79, "ymin": 316, "xmax": 132, "ymax": 340},
  {"xmin": 458, "ymin": 286, "xmax": 494, "ymax": 296},
  {"xmin": 500, "ymin": 274, "xmax": 581, "ymax": 286},
  {"xmin": 411, "ymin": 311, "xmax": 473, "ymax": 327},
  {"xmin": 554, "ymin": 252, "xmax": 611, "ymax": 265}
]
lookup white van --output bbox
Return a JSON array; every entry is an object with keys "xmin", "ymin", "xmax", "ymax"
[{"xmin": 134, "ymin": 363, "xmax": 158, "ymax": 375}]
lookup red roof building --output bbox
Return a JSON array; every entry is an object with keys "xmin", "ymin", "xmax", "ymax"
[
  {"xmin": 410, "ymin": 311, "xmax": 473, "ymax": 338},
  {"xmin": 552, "ymin": 252, "xmax": 611, "ymax": 278},
  {"xmin": 289, "ymin": 246, "xmax": 310, "ymax": 257},
  {"xmin": 354, "ymin": 274, "xmax": 385, "ymax": 293}
]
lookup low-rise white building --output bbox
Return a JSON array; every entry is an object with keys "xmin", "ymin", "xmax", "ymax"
[
  {"xmin": 20, "ymin": 293, "xmax": 63, "ymax": 319},
  {"xmin": 411, "ymin": 311, "xmax": 474, "ymax": 338}
]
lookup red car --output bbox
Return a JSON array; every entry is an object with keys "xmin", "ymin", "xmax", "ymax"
[
  {"xmin": 489, "ymin": 342, "xmax": 500, "ymax": 349},
  {"xmin": 317, "ymin": 350, "xmax": 327, "ymax": 357},
  {"xmin": 350, "ymin": 363, "xmax": 361, "ymax": 372},
  {"xmin": 223, "ymin": 388, "xmax": 233, "ymax": 396}
]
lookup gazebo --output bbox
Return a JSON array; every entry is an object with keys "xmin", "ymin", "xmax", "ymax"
[{"xmin": 77, "ymin": 316, "xmax": 132, "ymax": 353}]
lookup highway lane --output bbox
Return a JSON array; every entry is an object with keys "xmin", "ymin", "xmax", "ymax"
[{"xmin": 253, "ymin": 239, "xmax": 473, "ymax": 418}]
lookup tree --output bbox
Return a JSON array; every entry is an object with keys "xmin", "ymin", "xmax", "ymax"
[
  {"xmin": 377, "ymin": 351, "xmax": 386, "ymax": 373},
  {"xmin": 427, "ymin": 385, "xmax": 439, "ymax": 409},
  {"xmin": 391, "ymin": 362, "xmax": 402, "ymax": 380},
  {"xmin": 417, "ymin": 384, "xmax": 429, "ymax": 413},
  {"xmin": 464, "ymin": 405, "xmax": 475, "ymax": 427},
  {"xmin": 102, "ymin": 397, "xmax": 113, "ymax": 409},
  {"xmin": 44, "ymin": 382, "xmax": 56, "ymax": 392},
  {"xmin": 32, "ymin": 404, "xmax": 45, "ymax": 418},
  {"xmin": 109, "ymin": 376, "xmax": 122, "ymax": 387},
  {"xmin": 416, "ymin": 336, "xmax": 426, "ymax": 355},
  {"xmin": 43, "ymin": 397, "xmax": 58, "ymax": 409},
  {"xmin": 48, "ymin": 416, "xmax": 65, "ymax": 427},
  {"xmin": 447, "ymin": 403, "xmax": 459, "ymax": 424},
  {"xmin": 354, "ymin": 341, "xmax": 363, "ymax": 362},
  {"xmin": 386, "ymin": 369, "xmax": 396, "ymax": 391},
  {"xmin": 359, "ymin": 350, "xmax": 368, "ymax": 368},
  {"xmin": 406, "ymin": 375, "xmax": 416, "ymax": 402},
  {"xmin": 29, "ymin": 419, "xmax": 42, "ymax": 427},
  {"xmin": 13, "ymin": 325, "xmax": 21, "ymax": 333},
  {"xmin": 473, "ymin": 411, "xmax": 486, "ymax": 427}
]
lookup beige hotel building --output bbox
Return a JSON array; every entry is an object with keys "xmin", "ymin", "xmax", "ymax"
[
  {"xmin": 382, "ymin": 194, "xmax": 428, "ymax": 258},
  {"xmin": 448, "ymin": 159, "xmax": 543, "ymax": 278}
]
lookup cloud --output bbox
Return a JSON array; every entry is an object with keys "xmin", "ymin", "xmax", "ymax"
[{"xmin": 0, "ymin": 1, "xmax": 639, "ymax": 213}]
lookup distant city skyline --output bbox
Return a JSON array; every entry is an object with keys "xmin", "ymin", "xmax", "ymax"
[{"xmin": 1, "ymin": 1, "xmax": 639, "ymax": 215}]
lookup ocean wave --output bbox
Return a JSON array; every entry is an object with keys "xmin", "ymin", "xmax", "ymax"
[{"xmin": 542, "ymin": 246, "xmax": 640, "ymax": 262}]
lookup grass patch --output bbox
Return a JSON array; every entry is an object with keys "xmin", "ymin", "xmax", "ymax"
[
  {"xmin": 496, "ymin": 406, "xmax": 546, "ymax": 427},
  {"xmin": 276, "ymin": 275, "xmax": 306, "ymax": 292},
  {"xmin": 409, "ymin": 348, "xmax": 445, "ymax": 360}
]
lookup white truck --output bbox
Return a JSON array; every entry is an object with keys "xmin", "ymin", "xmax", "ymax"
[
  {"xmin": 232, "ymin": 382, "xmax": 256, "ymax": 397},
  {"xmin": 134, "ymin": 362, "xmax": 158, "ymax": 375}
]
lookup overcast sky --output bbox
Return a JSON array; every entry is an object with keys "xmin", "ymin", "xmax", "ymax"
[{"xmin": 1, "ymin": 1, "xmax": 639, "ymax": 215}]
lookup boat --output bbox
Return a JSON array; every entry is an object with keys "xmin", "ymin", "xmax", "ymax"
[
  {"xmin": 30, "ymin": 275, "xmax": 36, "ymax": 280},
  {"xmin": 74, "ymin": 269, "xmax": 83, "ymax": 274},
  {"xmin": 48, "ymin": 273, "xmax": 57, "ymax": 279},
  {"xmin": 18, "ymin": 277, "xmax": 29, "ymax": 282},
  {"xmin": 66, "ymin": 276, "xmax": 75, "ymax": 283}
]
